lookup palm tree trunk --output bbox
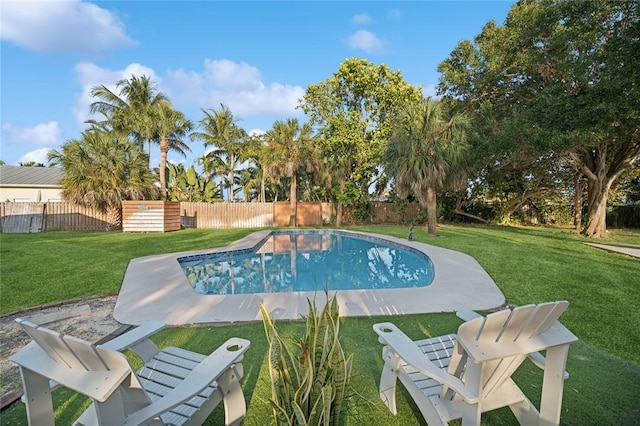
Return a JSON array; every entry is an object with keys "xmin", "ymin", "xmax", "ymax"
[
  {"xmin": 336, "ymin": 177, "xmax": 345, "ymax": 227},
  {"xmin": 290, "ymin": 172, "xmax": 297, "ymax": 226},
  {"xmin": 425, "ymin": 186, "xmax": 438, "ymax": 235},
  {"xmin": 159, "ymin": 138, "xmax": 169, "ymax": 198}
]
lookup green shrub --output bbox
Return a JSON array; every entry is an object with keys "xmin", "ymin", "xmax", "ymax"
[{"xmin": 260, "ymin": 293, "xmax": 353, "ymax": 425}]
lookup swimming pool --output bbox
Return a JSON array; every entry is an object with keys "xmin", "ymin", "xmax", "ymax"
[
  {"xmin": 114, "ymin": 229, "xmax": 505, "ymax": 325},
  {"xmin": 178, "ymin": 230, "xmax": 434, "ymax": 295}
]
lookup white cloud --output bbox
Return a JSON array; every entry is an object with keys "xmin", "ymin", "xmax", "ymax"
[
  {"xmin": 73, "ymin": 62, "xmax": 158, "ymax": 126},
  {"xmin": 18, "ymin": 148, "xmax": 53, "ymax": 165},
  {"xmin": 352, "ymin": 14, "xmax": 371, "ymax": 25},
  {"xmin": 2, "ymin": 121, "xmax": 63, "ymax": 146},
  {"xmin": 0, "ymin": 0, "xmax": 136, "ymax": 55},
  {"xmin": 165, "ymin": 59, "xmax": 305, "ymax": 117},
  {"xmin": 347, "ymin": 30, "xmax": 385, "ymax": 53},
  {"xmin": 248, "ymin": 129, "xmax": 266, "ymax": 137}
]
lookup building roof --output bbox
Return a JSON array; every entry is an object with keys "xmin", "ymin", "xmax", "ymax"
[{"xmin": 0, "ymin": 165, "xmax": 63, "ymax": 187}]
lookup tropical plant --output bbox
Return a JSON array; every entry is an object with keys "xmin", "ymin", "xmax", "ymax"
[
  {"xmin": 155, "ymin": 102, "xmax": 193, "ymax": 198},
  {"xmin": 383, "ymin": 97, "xmax": 470, "ymax": 235},
  {"xmin": 260, "ymin": 293, "xmax": 353, "ymax": 426},
  {"xmin": 196, "ymin": 151, "xmax": 227, "ymax": 199},
  {"xmin": 89, "ymin": 75, "xmax": 168, "ymax": 154},
  {"xmin": 166, "ymin": 162, "xmax": 220, "ymax": 202},
  {"xmin": 264, "ymin": 119, "xmax": 315, "ymax": 225},
  {"xmin": 47, "ymin": 129, "xmax": 157, "ymax": 228},
  {"xmin": 191, "ymin": 104, "xmax": 248, "ymax": 201}
]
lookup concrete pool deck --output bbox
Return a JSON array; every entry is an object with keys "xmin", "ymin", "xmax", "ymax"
[{"xmin": 113, "ymin": 230, "xmax": 505, "ymax": 325}]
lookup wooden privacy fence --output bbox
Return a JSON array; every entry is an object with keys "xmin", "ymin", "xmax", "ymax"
[
  {"xmin": 0, "ymin": 201, "xmax": 424, "ymax": 232},
  {"xmin": 0, "ymin": 202, "xmax": 112, "ymax": 232},
  {"xmin": 181, "ymin": 202, "xmax": 274, "ymax": 228}
]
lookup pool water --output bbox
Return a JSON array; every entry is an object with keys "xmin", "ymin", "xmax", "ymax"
[{"xmin": 178, "ymin": 230, "xmax": 434, "ymax": 295}]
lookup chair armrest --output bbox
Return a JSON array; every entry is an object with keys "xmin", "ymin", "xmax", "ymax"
[
  {"xmin": 527, "ymin": 351, "xmax": 570, "ymax": 380},
  {"xmin": 456, "ymin": 310, "xmax": 482, "ymax": 322},
  {"xmin": 123, "ymin": 337, "xmax": 250, "ymax": 425},
  {"xmin": 100, "ymin": 321, "xmax": 165, "ymax": 362},
  {"xmin": 373, "ymin": 323, "xmax": 478, "ymax": 403},
  {"xmin": 100, "ymin": 321, "xmax": 165, "ymax": 351}
]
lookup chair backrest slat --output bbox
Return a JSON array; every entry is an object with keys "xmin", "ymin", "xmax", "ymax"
[
  {"xmin": 495, "ymin": 305, "xmax": 536, "ymax": 342},
  {"xmin": 475, "ymin": 310, "xmax": 512, "ymax": 342},
  {"xmin": 62, "ymin": 335, "xmax": 110, "ymax": 371},
  {"xmin": 514, "ymin": 302, "xmax": 567, "ymax": 341},
  {"xmin": 17, "ymin": 319, "xmax": 88, "ymax": 370}
]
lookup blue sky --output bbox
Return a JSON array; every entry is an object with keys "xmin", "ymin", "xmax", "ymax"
[{"xmin": 1, "ymin": 1, "xmax": 514, "ymax": 169}]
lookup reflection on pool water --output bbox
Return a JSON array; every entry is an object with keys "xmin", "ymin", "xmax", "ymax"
[{"xmin": 178, "ymin": 230, "xmax": 434, "ymax": 295}]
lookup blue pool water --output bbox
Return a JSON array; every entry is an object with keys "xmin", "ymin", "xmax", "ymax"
[{"xmin": 178, "ymin": 230, "xmax": 434, "ymax": 295}]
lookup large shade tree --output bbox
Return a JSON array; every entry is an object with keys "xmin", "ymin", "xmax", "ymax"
[
  {"xmin": 48, "ymin": 129, "xmax": 157, "ymax": 228},
  {"xmin": 264, "ymin": 119, "xmax": 314, "ymax": 226},
  {"xmin": 438, "ymin": 0, "xmax": 640, "ymax": 238},
  {"xmin": 301, "ymin": 58, "xmax": 422, "ymax": 225},
  {"xmin": 383, "ymin": 97, "xmax": 470, "ymax": 235},
  {"xmin": 192, "ymin": 105, "xmax": 248, "ymax": 201}
]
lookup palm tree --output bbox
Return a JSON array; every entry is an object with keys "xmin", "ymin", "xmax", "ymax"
[
  {"xmin": 48, "ymin": 129, "xmax": 157, "ymax": 228},
  {"xmin": 383, "ymin": 97, "xmax": 470, "ymax": 235},
  {"xmin": 264, "ymin": 119, "xmax": 314, "ymax": 226},
  {"xmin": 191, "ymin": 104, "xmax": 247, "ymax": 201},
  {"xmin": 154, "ymin": 103, "xmax": 193, "ymax": 198},
  {"xmin": 89, "ymin": 75, "xmax": 168, "ymax": 155},
  {"xmin": 196, "ymin": 152, "xmax": 226, "ymax": 201}
]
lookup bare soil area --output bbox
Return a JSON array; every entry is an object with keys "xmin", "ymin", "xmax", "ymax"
[{"xmin": 0, "ymin": 295, "xmax": 121, "ymax": 402}]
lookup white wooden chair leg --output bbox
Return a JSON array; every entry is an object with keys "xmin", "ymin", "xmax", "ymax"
[
  {"xmin": 460, "ymin": 362, "xmax": 483, "ymax": 426},
  {"xmin": 539, "ymin": 344, "xmax": 571, "ymax": 426},
  {"xmin": 379, "ymin": 347, "xmax": 401, "ymax": 415},
  {"xmin": 218, "ymin": 365, "xmax": 246, "ymax": 426},
  {"xmin": 93, "ymin": 390, "xmax": 128, "ymax": 425},
  {"xmin": 509, "ymin": 398, "xmax": 539, "ymax": 425},
  {"xmin": 20, "ymin": 369, "xmax": 55, "ymax": 426}
]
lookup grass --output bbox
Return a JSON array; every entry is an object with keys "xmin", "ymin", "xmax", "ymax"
[{"xmin": 1, "ymin": 225, "xmax": 639, "ymax": 425}]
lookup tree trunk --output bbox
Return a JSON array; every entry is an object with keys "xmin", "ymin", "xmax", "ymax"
[
  {"xmin": 573, "ymin": 172, "xmax": 583, "ymax": 229},
  {"xmin": 425, "ymin": 186, "xmax": 438, "ymax": 235},
  {"xmin": 229, "ymin": 155, "xmax": 235, "ymax": 201},
  {"xmin": 218, "ymin": 174, "xmax": 225, "ymax": 201},
  {"xmin": 106, "ymin": 205, "xmax": 122, "ymax": 231},
  {"xmin": 336, "ymin": 177, "xmax": 345, "ymax": 227},
  {"xmin": 290, "ymin": 172, "xmax": 297, "ymax": 226},
  {"xmin": 582, "ymin": 177, "xmax": 613, "ymax": 238},
  {"xmin": 159, "ymin": 140, "xmax": 168, "ymax": 198},
  {"xmin": 452, "ymin": 209, "xmax": 489, "ymax": 224}
]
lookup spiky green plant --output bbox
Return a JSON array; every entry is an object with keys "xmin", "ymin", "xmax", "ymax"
[{"xmin": 260, "ymin": 293, "xmax": 353, "ymax": 425}]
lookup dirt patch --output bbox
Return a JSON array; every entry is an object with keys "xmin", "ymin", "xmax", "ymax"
[{"xmin": 0, "ymin": 295, "xmax": 121, "ymax": 402}]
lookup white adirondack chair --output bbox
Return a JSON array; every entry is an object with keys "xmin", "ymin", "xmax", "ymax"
[
  {"xmin": 11, "ymin": 319, "xmax": 250, "ymax": 426},
  {"xmin": 373, "ymin": 301, "xmax": 578, "ymax": 426}
]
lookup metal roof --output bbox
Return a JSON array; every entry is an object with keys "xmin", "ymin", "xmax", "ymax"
[{"xmin": 0, "ymin": 165, "xmax": 63, "ymax": 187}]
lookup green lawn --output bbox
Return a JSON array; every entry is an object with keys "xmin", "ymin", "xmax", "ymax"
[{"xmin": 1, "ymin": 225, "xmax": 639, "ymax": 425}]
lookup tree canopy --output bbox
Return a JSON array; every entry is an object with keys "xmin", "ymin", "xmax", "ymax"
[
  {"xmin": 438, "ymin": 0, "xmax": 640, "ymax": 237},
  {"xmin": 301, "ymin": 58, "xmax": 422, "ymax": 224}
]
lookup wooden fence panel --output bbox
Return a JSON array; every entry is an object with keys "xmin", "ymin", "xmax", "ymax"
[
  {"xmin": 45, "ymin": 202, "xmax": 113, "ymax": 231},
  {"xmin": 181, "ymin": 202, "xmax": 273, "ymax": 229},
  {"xmin": 369, "ymin": 202, "xmax": 423, "ymax": 224}
]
